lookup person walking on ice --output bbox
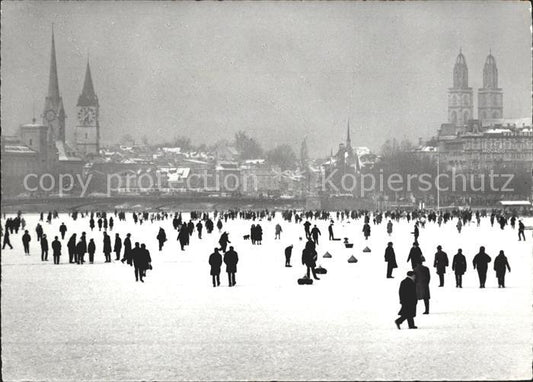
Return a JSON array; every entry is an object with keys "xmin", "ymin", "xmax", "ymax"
[
  {"xmin": 52, "ymin": 236, "xmax": 61, "ymax": 264},
  {"xmin": 384, "ymin": 242, "xmax": 397, "ymax": 278},
  {"xmin": 434, "ymin": 245, "xmax": 449, "ymax": 287},
  {"xmin": 494, "ymin": 250, "xmax": 511, "ymax": 288},
  {"xmin": 452, "ymin": 249, "xmax": 466, "ymax": 288},
  {"xmin": 518, "ymin": 220, "xmax": 526, "ymax": 241},
  {"xmin": 395, "ymin": 271, "xmax": 418, "ymax": 329},
  {"xmin": 473, "ymin": 246, "xmax": 491, "ymax": 288},
  {"xmin": 224, "ymin": 246, "xmax": 239, "ymax": 287},
  {"xmin": 209, "ymin": 248, "xmax": 223, "ymax": 287},
  {"xmin": 275, "ymin": 224, "xmax": 282, "ymax": 240},
  {"xmin": 22, "ymin": 230, "xmax": 31, "ymax": 255}
]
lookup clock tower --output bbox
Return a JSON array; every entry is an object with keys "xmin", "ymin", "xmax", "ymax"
[{"xmin": 75, "ymin": 58, "xmax": 100, "ymax": 156}]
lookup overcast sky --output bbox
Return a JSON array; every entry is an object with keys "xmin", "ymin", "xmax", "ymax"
[{"xmin": 1, "ymin": 1, "xmax": 531, "ymax": 155}]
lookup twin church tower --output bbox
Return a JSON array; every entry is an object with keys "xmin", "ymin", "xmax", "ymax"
[
  {"xmin": 448, "ymin": 50, "xmax": 503, "ymax": 126},
  {"xmin": 42, "ymin": 29, "xmax": 100, "ymax": 156}
]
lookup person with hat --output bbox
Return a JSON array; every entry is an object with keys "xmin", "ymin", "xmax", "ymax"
[
  {"xmin": 40, "ymin": 234, "xmax": 49, "ymax": 261},
  {"xmin": 384, "ymin": 242, "xmax": 397, "ymax": 278},
  {"xmin": 209, "ymin": 248, "xmax": 223, "ymax": 287},
  {"xmin": 434, "ymin": 245, "xmax": 449, "ymax": 287},
  {"xmin": 414, "ymin": 256, "xmax": 431, "ymax": 314},
  {"xmin": 395, "ymin": 270, "xmax": 418, "ymax": 329},
  {"xmin": 224, "ymin": 246, "xmax": 239, "ymax": 287},
  {"xmin": 407, "ymin": 242, "xmax": 423, "ymax": 269},
  {"xmin": 52, "ymin": 236, "xmax": 62, "ymax": 264}
]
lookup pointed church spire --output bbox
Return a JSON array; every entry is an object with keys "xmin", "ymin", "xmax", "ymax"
[
  {"xmin": 346, "ymin": 120, "xmax": 351, "ymax": 147},
  {"xmin": 48, "ymin": 26, "xmax": 60, "ymax": 101},
  {"xmin": 77, "ymin": 57, "xmax": 98, "ymax": 106}
]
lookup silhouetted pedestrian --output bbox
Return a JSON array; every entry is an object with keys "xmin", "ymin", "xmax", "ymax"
[
  {"xmin": 114, "ymin": 234, "xmax": 122, "ymax": 260},
  {"xmin": 434, "ymin": 245, "xmax": 449, "ymax": 287},
  {"xmin": 52, "ymin": 236, "xmax": 61, "ymax": 264},
  {"xmin": 209, "ymin": 248, "xmax": 222, "ymax": 287},
  {"xmin": 40, "ymin": 234, "xmax": 49, "ymax": 261},
  {"xmin": 384, "ymin": 242, "xmax": 397, "ymax": 278},
  {"xmin": 407, "ymin": 242, "xmax": 422, "ymax": 269},
  {"xmin": 224, "ymin": 246, "xmax": 238, "ymax": 287},
  {"xmin": 414, "ymin": 257, "xmax": 430, "ymax": 314},
  {"xmin": 395, "ymin": 271, "xmax": 418, "ymax": 329},
  {"xmin": 88, "ymin": 238, "xmax": 96, "ymax": 263},
  {"xmin": 452, "ymin": 249, "xmax": 467, "ymax": 288},
  {"xmin": 494, "ymin": 250, "xmax": 511, "ymax": 288},
  {"xmin": 473, "ymin": 246, "xmax": 491, "ymax": 288},
  {"xmin": 22, "ymin": 230, "xmax": 31, "ymax": 255}
]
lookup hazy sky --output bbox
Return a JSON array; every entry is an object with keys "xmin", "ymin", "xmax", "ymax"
[{"xmin": 1, "ymin": 1, "xmax": 531, "ymax": 155}]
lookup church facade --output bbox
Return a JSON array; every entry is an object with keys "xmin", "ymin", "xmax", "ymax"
[
  {"xmin": 1, "ymin": 29, "xmax": 99, "ymax": 196},
  {"xmin": 437, "ymin": 50, "xmax": 532, "ymax": 178}
]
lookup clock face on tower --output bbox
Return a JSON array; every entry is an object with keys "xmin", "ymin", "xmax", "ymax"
[
  {"xmin": 78, "ymin": 107, "xmax": 96, "ymax": 125},
  {"xmin": 45, "ymin": 109, "xmax": 56, "ymax": 122}
]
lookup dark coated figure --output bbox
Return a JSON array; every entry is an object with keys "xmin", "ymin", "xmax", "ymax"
[
  {"xmin": 473, "ymin": 246, "xmax": 491, "ymax": 288},
  {"xmin": 285, "ymin": 245, "xmax": 293, "ymax": 267},
  {"xmin": 224, "ymin": 246, "xmax": 239, "ymax": 287},
  {"xmin": 494, "ymin": 250, "xmax": 511, "ymax": 288},
  {"xmin": 407, "ymin": 242, "xmax": 422, "ymax": 269},
  {"xmin": 384, "ymin": 242, "xmax": 397, "ymax": 278},
  {"xmin": 433, "ymin": 245, "xmax": 449, "ymax": 287},
  {"xmin": 209, "ymin": 248, "xmax": 223, "ymax": 287},
  {"xmin": 452, "ymin": 249, "xmax": 467, "ymax": 288},
  {"xmin": 395, "ymin": 271, "xmax": 418, "ymax": 329}
]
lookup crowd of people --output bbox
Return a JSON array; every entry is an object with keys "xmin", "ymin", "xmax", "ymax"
[{"xmin": 1, "ymin": 206, "xmax": 528, "ymax": 328}]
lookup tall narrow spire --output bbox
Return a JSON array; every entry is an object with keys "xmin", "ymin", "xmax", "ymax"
[
  {"xmin": 346, "ymin": 120, "xmax": 352, "ymax": 147},
  {"xmin": 48, "ymin": 27, "xmax": 60, "ymax": 101},
  {"xmin": 77, "ymin": 57, "xmax": 98, "ymax": 106}
]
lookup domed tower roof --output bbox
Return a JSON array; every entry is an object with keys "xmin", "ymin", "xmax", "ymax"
[
  {"xmin": 453, "ymin": 50, "xmax": 469, "ymax": 89},
  {"xmin": 483, "ymin": 52, "xmax": 498, "ymax": 89}
]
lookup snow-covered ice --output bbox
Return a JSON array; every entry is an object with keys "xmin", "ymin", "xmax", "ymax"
[{"xmin": 1, "ymin": 212, "xmax": 532, "ymax": 380}]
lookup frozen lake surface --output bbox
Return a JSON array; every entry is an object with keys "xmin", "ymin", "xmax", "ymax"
[{"xmin": 2, "ymin": 212, "xmax": 532, "ymax": 381}]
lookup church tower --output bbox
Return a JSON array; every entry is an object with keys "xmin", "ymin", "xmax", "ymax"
[
  {"xmin": 448, "ymin": 50, "xmax": 473, "ymax": 126},
  {"xmin": 42, "ymin": 29, "xmax": 66, "ymax": 143},
  {"xmin": 75, "ymin": 58, "xmax": 100, "ymax": 156},
  {"xmin": 478, "ymin": 52, "xmax": 503, "ymax": 121}
]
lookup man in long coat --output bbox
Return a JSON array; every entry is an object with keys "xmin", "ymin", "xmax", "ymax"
[
  {"xmin": 131, "ymin": 242, "xmax": 145, "ymax": 282},
  {"xmin": 407, "ymin": 242, "xmax": 422, "ymax": 269},
  {"xmin": 384, "ymin": 242, "xmax": 398, "ymax": 278},
  {"xmin": 103, "ymin": 232, "xmax": 112, "ymax": 262},
  {"xmin": 209, "ymin": 248, "xmax": 223, "ymax": 287},
  {"xmin": 434, "ymin": 245, "xmax": 449, "ymax": 287},
  {"xmin": 122, "ymin": 233, "xmax": 132, "ymax": 265},
  {"xmin": 52, "ymin": 236, "xmax": 62, "ymax": 264},
  {"xmin": 473, "ymin": 246, "xmax": 491, "ymax": 288},
  {"xmin": 414, "ymin": 257, "xmax": 431, "ymax": 314},
  {"xmin": 395, "ymin": 271, "xmax": 418, "ymax": 329},
  {"xmin": 224, "ymin": 246, "xmax": 239, "ymax": 287},
  {"xmin": 452, "ymin": 248, "xmax": 467, "ymax": 288},
  {"xmin": 494, "ymin": 250, "xmax": 511, "ymax": 288},
  {"xmin": 114, "ymin": 234, "xmax": 122, "ymax": 261}
]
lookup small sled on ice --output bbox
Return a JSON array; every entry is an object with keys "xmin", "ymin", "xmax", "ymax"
[{"xmin": 298, "ymin": 275, "xmax": 313, "ymax": 285}]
